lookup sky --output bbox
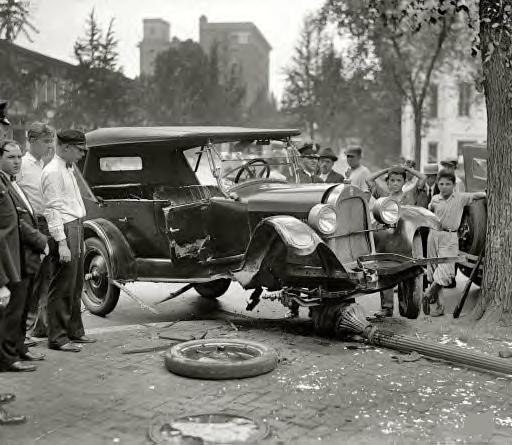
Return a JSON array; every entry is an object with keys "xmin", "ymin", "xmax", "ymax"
[{"xmin": 17, "ymin": 0, "xmax": 325, "ymax": 100}]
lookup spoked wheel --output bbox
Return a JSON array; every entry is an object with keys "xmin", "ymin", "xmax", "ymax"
[
  {"xmin": 164, "ymin": 339, "xmax": 278, "ymax": 379},
  {"xmin": 82, "ymin": 237, "xmax": 120, "ymax": 316}
]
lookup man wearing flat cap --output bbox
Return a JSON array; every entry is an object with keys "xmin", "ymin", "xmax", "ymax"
[
  {"xmin": 440, "ymin": 157, "xmax": 465, "ymax": 192},
  {"xmin": 297, "ymin": 143, "xmax": 322, "ymax": 183},
  {"xmin": 317, "ymin": 147, "xmax": 344, "ymax": 183},
  {"xmin": 41, "ymin": 129, "xmax": 96, "ymax": 352},
  {"xmin": 344, "ymin": 146, "xmax": 370, "ymax": 193}
]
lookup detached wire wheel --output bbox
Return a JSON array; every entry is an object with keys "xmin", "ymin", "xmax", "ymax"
[{"xmin": 164, "ymin": 339, "xmax": 278, "ymax": 380}]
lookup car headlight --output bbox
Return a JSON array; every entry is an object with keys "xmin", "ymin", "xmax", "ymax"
[
  {"xmin": 372, "ymin": 197, "xmax": 400, "ymax": 225},
  {"xmin": 308, "ymin": 204, "xmax": 337, "ymax": 235}
]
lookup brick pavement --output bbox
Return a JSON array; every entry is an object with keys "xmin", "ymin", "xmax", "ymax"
[{"xmin": 1, "ymin": 318, "xmax": 512, "ymax": 445}]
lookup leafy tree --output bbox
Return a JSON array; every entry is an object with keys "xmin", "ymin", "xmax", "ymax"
[
  {"xmin": 0, "ymin": 0, "xmax": 38, "ymax": 42},
  {"xmin": 322, "ymin": 0, "xmax": 473, "ymax": 167},
  {"xmin": 329, "ymin": 0, "xmax": 512, "ymax": 324},
  {"xmin": 55, "ymin": 9, "xmax": 138, "ymax": 129},
  {"xmin": 282, "ymin": 14, "xmax": 401, "ymax": 163},
  {"xmin": 143, "ymin": 38, "xmax": 246, "ymax": 125},
  {"xmin": 281, "ymin": 14, "xmax": 325, "ymax": 140}
]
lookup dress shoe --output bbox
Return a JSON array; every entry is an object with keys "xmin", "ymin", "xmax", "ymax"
[
  {"xmin": 20, "ymin": 351, "xmax": 45, "ymax": 361},
  {"xmin": 0, "ymin": 361, "xmax": 36, "ymax": 372},
  {"xmin": 49, "ymin": 342, "xmax": 81, "ymax": 352},
  {"xmin": 374, "ymin": 309, "xmax": 393, "ymax": 318},
  {"xmin": 70, "ymin": 335, "xmax": 96, "ymax": 344},
  {"xmin": 24, "ymin": 337, "xmax": 37, "ymax": 348},
  {"xmin": 0, "ymin": 393, "xmax": 15, "ymax": 404},
  {"xmin": 0, "ymin": 407, "xmax": 26, "ymax": 425}
]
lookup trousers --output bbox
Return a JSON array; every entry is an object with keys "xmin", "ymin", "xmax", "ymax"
[
  {"xmin": 0, "ymin": 276, "xmax": 33, "ymax": 367},
  {"xmin": 47, "ymin": 219, "xmax": 85, "ymax": 347}
]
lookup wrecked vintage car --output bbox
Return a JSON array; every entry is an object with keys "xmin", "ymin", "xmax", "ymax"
[
  {"xmin": 457, "ymin": 144, "xmax": 487, "ymax": 284},
  {"xmin": 77, "ymin": 127, "xmax": 452, "ymax": 330}
]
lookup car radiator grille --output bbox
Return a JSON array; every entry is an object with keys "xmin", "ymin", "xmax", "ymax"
[{"xmin": 327, "ymin": 197, "xmax": 372, "ymax": 264}]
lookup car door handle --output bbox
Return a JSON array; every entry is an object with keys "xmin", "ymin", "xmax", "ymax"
[
  {"xmin": 118, "ymin": 217, "xmax": 130, "ymax": 223},
  {"xmin": 168, "ymin": 227, "xmax": 180, "ymax": 233}
]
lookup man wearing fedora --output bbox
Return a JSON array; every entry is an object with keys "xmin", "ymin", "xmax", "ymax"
[
  {"xmin": 415, "ymin": 163, "xmax": 440, "ymax": 209},
  {"xmin": 317, "ymin": 147, "xmax": 344, "ymax": 183}
]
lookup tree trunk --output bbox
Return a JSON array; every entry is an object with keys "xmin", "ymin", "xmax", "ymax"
[
  {"xmin": 413, "ymin": 106, "xmax": 423, "ymax": 168},
  {"xmin": 476, "ymin": 0, "xmax": 512, "ymax": 324}
]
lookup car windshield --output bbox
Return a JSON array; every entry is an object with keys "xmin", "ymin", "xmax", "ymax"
[{"xmin": 185, "ymin": 140, "xmax": 299, "ymax": 193}]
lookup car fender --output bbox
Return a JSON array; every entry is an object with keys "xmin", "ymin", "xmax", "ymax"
[
  {"xmin": 374, "ymin": 205, "xmax": 441, "ymax": 256},
  {"xmin": 83, "ymin": 218, "xmax": 137, "ymax": 280},
  {"xmin": 233, "ymin": 216, "xmax": 343, "ymax": 287}
]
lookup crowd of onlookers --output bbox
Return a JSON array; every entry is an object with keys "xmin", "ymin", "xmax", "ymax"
[
  {"xmin": 295, "ymin": 142, "xmax": 486, "ymax": 318},
  {"xmin": 0, "ymin": 101, "xmax": 93, "ymax": 424}
]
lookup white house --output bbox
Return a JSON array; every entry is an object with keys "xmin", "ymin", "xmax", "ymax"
[{"xmin": 401, "ymin": 70, "xmax": 487, "ymax": 167}]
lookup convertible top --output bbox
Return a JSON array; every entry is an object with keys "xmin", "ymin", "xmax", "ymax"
[{"xmin": 86, "ymin": 126, "xmax": 301, "ymax": 149}]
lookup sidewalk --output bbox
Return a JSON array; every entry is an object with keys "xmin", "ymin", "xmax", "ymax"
[{"xmin": 1, "ymin": 316, "xmax": 512, "ymax": 445}]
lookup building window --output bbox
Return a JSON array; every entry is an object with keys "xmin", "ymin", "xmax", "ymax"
[
  {"xmin": 428, "ymin": 142, "xmax": 438, "ymax": 163},
  {"xmin": 428, "ymin": 84, "xmax": 438, "ymax": 118},
  {"xmin": 458, "ymin": 82, "xmax": 472, "ymax": 117}
]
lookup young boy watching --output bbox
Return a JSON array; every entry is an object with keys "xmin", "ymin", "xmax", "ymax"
[
  {"xmin": 424, "ymin": 169, "xmax": 486, "ymax": 317},
  {"xmin": 366, "ymin": 165, "xmax": 426, "ymax": 318}
]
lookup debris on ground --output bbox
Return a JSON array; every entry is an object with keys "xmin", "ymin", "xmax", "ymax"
[{"xmin": 391, "ymin": 351, "xmax": 423, "ymax": 363}]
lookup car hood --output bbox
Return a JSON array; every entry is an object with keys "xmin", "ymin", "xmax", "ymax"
[{"xmin": 239, "ymin": 182, "xmax": 336, "ymax": 213}]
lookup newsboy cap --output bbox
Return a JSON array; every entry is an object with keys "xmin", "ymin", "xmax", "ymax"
[
  {"xmin": 57, "ymin": 129, "xmax": 86, "ymax": 147},
  {"xmin": 422, "ymin": 163, "xmax": 439, "ymax": 175},
  {"xmin": 298, "ymin": 143, "xmax": 319, "ymax": 157},
  {"xmin": 318, "ymin": 147, "xmax": 338, "ymax": 161},
  {"xmin": 345, "ymin": 146, "xmax": 362, "ymax": 156},
  {"xmin": 0, "ymin": 100, "xmax": 10, "ymax": 126}
]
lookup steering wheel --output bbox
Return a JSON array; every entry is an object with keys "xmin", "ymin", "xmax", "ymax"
[{"xmin": 234, "ymin": 158, "xmax": 271, "ymax": 183}]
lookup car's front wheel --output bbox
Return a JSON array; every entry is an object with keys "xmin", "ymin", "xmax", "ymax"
[
  {"xmin": 82, "ymin": 237, "xmax": 120, "ymax": 316},
  {"xmin": 193, "ymin": 279, "xmax": 231, "ymax": 299},
  {"xmin": 397, "ymin": 234, "xmax": 423, "ymax": 319}
]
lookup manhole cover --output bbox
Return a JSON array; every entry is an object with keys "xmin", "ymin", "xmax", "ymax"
[{"xmin": 148, "ymin": 413, "xmax": 269, "ymax": 444}]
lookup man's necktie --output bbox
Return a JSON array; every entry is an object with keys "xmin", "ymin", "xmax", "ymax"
[
  {"xmin": 9, "ymin": 175, "xmax": 15, "ymax": 182},
  {"xmin": 66, "ymin": 162, "xmax": 73, "ymax": 169},
  {"xmin": 428, "ymin": 187, "xmax": 432, "ymax": 203}
]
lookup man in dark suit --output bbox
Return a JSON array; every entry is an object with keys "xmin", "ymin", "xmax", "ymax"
[
  {"xmin": 415, "ymin": 163, "xmax": 439, "ymax": 209},
  {"xmin": 317, "ymin": 147, "xmax": 344, "ymax": 183},
  {"xmin": 0, "ymin": 104, "xmax": 28, "ymax": 424},
  {"xmin": 0, "ymin": 139, "xmax": 48, "ymax": 372}
]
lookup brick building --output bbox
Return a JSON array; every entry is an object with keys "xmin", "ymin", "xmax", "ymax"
[
  {"xmin": 0, "ymin": 40, "xmax": 75, "ymax": 143},
  {"xmin": 198, "ymin": 15, "xmax": 271, "ymax": 107},
  {"xmin": 138, "ymin": 18, "xmax": 171, "ymax": 77}
]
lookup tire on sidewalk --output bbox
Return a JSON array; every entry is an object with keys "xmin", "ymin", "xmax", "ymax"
[{"xmin": 164, "ymin": 338, "xmax": 278, "ymax": 380}]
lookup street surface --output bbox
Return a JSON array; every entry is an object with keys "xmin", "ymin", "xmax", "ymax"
[{"xmin": 2, "ymin": 276, "xmax": 512, "ymax": 445}]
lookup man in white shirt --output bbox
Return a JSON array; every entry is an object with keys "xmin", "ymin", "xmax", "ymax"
[
  {"xmin": 18, "ymin": 122, "xmax": 55, "ymax": 339},
  {"xmin": 344, "ymin": 146, "xmax": 370, "ymax": 194},
  {"xmin": 41, "ymin": 129, "xmax": 96, "ymax": 352}
]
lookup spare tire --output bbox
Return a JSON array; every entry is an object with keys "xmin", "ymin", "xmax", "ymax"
[
  {"xmin": 164, "ymin": 339, "xmax": 278, "ymax": 380},
  {"xmin": 459, "ymin": 199, "xmax": 487, "ymax": 256}
]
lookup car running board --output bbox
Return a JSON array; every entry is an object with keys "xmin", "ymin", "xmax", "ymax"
[{"xmin": 357, "ymin": 253, "xmax": 461, "ymax": 276}]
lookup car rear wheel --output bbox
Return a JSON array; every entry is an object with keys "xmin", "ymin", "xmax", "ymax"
[
  {"xmin": 82, "ymin": 237, "xmax": 120, "ymax": 316},
  {"xmin": 398, "ymin": 234, "xmax": 423, "ymax": 319},
  {"xmin": 194, "ymin": 279, "xmax": 231, "ymax": 299}
]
